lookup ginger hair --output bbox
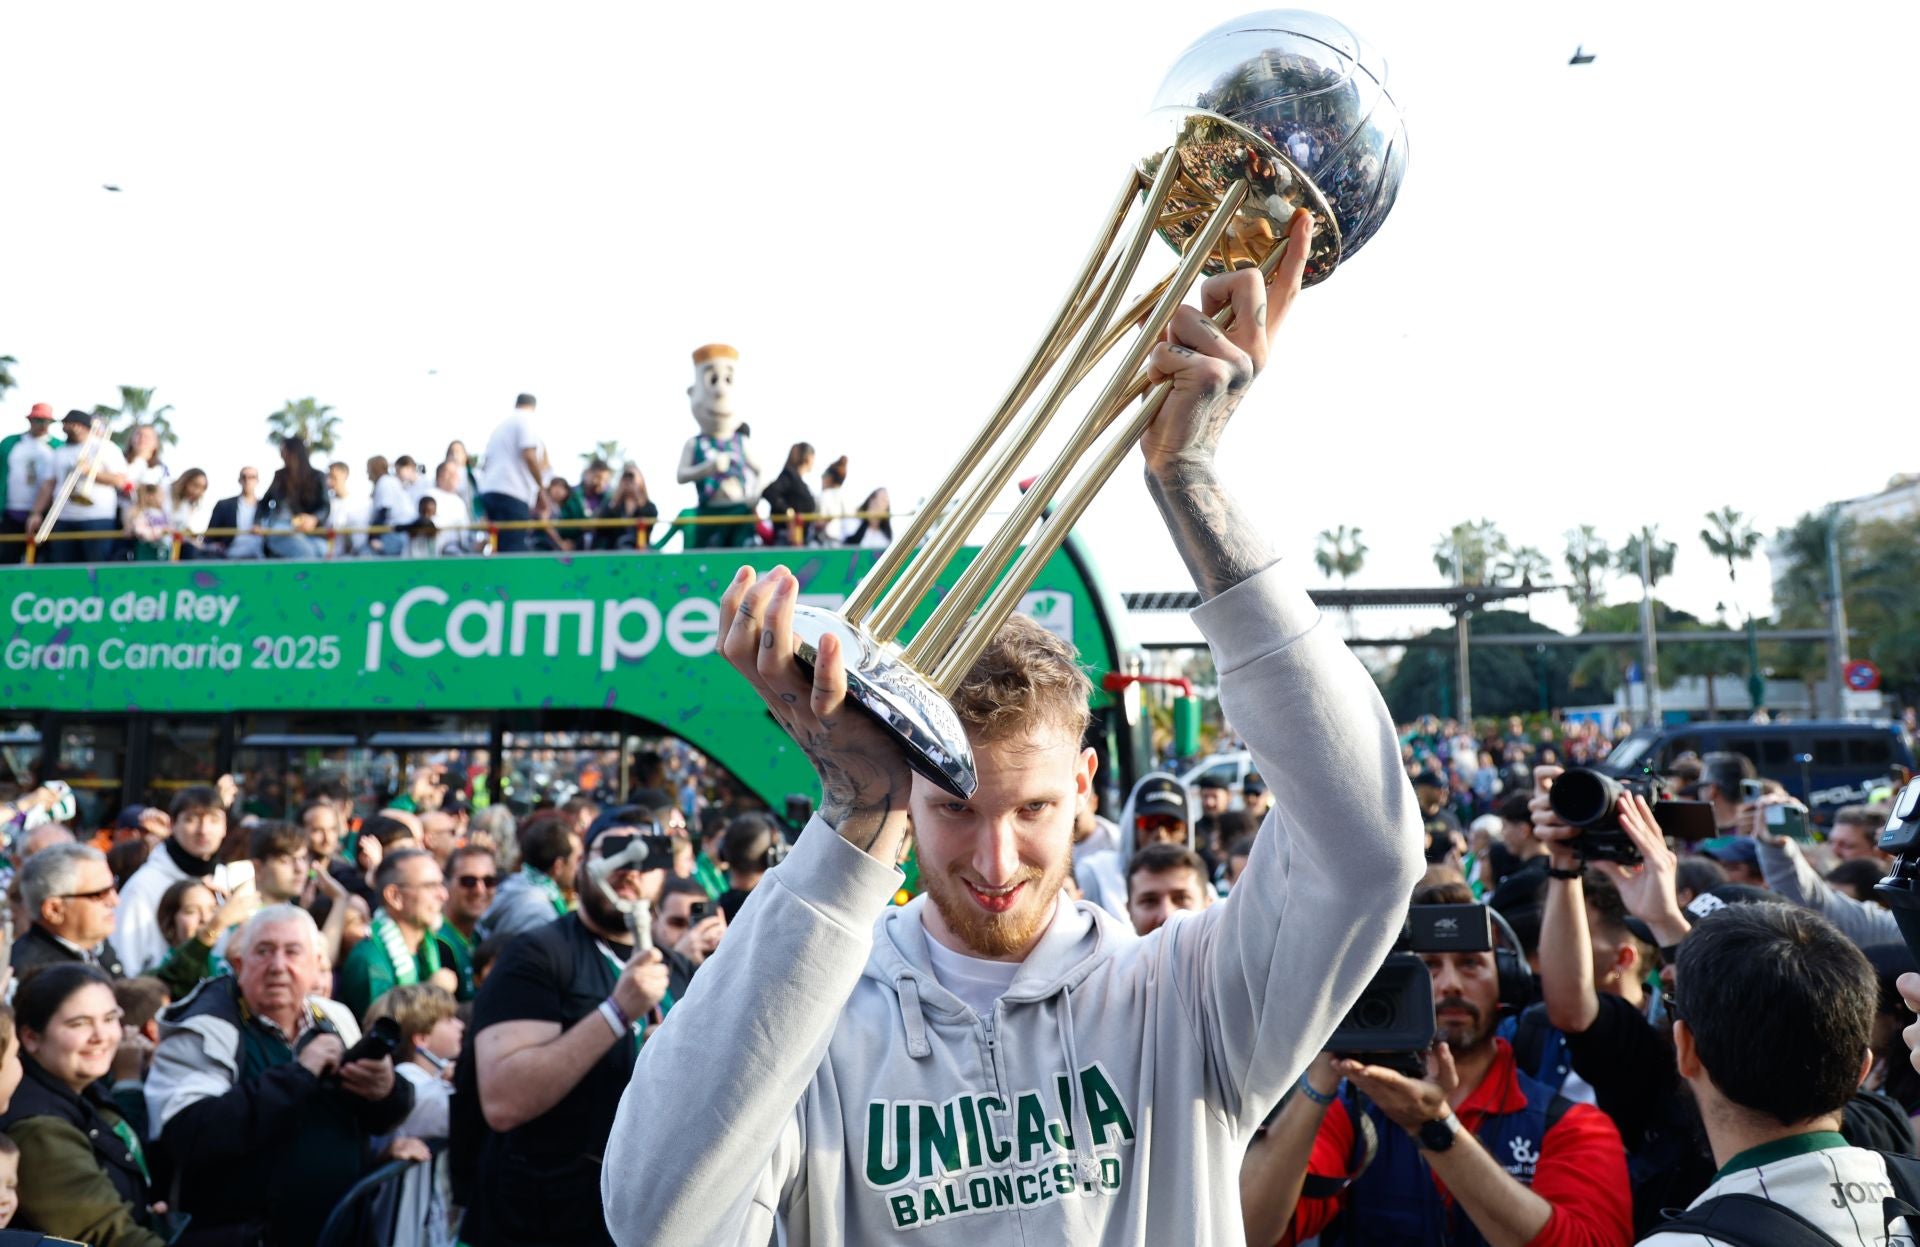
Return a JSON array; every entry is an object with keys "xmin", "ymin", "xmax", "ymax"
[{"xmin": 946, "ymin": 613, "xmax": 1091, "ymax": 745}]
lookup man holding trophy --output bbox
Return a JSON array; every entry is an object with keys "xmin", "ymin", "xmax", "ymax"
[{"xmin": 605, "ymin": 13, "xmax": 1416, "ymax": 1242}]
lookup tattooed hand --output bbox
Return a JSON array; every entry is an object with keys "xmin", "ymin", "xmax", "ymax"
[
  {"xmin": 1138, "ymin": 208, "xmax": 1312, "ymax": 599},
  {"xmin": 718, "ymin": 565, "xmax": 913, "ymax": 859}
]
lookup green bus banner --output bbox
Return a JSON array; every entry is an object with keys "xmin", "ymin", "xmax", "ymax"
[{"xmin": 2, "ymin": 544, "xmax": 1130, "ymax": 804}]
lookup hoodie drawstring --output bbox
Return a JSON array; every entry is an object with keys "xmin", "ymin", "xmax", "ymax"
[
  {"xmin": 896, "ymin": 976, "xmax": 933, "ymax": 1059},
  {"xmin": 1057, "ymin": 988, "xmax": 1101, "ymax": 1188}
]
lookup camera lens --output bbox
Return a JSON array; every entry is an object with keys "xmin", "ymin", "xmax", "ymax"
[
  {"xmin": 1549, "ymin": 769, "xmax": 1618, "ymax": 829},
  {"xmin": 1353, "ymin": 996, "xmax": 1394, "ymax": 1030}
]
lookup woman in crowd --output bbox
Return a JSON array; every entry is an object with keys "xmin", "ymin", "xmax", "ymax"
[
  {"xmin": 0, "ymin": 964, "xmax": 167, "ymax": 1247},
  {"xmin": 532, "ymin": 478, "xmax": 575, "ymax": 552},
  {"xmin": 812, "ymin": 454, "xmax": 850, "ymax": 543},
  {"xmin": 366, "ymin": 983, "xmax": 462, "ymax": 1247},
  {"xmin": 444, "ymin": 441, "xmax": 479, "ymax": 511},
  {"xmin": 168, "ymin": 469, "xmax": 215, "ymax": 557},
  {"xmin": 262, "ymin": 435, "xmax": 330, "ymax": 560},
  {"xmin": 600, "ymin": 463, "xmax": 657, "ymax": 550},
  {"xmin": 146, "ymin": 878, "xmax": 252, "ymax": 999},
  {"xmin": 844, "ymin": 486, "xmax": 892, "ymax": 547},
  {"xmin": 760, "ymin": 442, "xmax": 816, "ymax": 545}
]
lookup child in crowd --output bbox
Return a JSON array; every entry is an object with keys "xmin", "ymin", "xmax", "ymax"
[
  {"xmin": 0, "ymin": 1001, "xmax": 19, "ymax": 1228},
  {"xmin": 131, "ymin": 482, "xmax": 173, "ymax": 560},
  {"xmin": 366, "ymin": 983, "xmax": 462, "ymax": 1247}
]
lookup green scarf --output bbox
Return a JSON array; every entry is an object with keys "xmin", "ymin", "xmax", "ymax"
[
  {"xmin": 693, "ymin": 852, "xmax": 727, "ymax": 901},
  {"xmin": 370, "ymin": 910, "xmax": 441, "ymax": 987},
  {"xmin": 523, "ymin": 865, "xmax": 571, "ymax": 916}
]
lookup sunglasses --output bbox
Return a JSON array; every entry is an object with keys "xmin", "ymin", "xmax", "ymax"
[
  {"xmin": 58, "ymin": 884, "xmax": 117, "ymax": 903},
  {"xmin": 456, "ymin": 874, "xmax": 498, "ymax": 890},
  {"xmin": 1136, "ymin": 815, "xmax": 1185, "ymax": 832}
]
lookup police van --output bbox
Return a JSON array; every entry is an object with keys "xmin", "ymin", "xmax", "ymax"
[{"xmin": 1600, "ymin": 720, "xmax": 1915, "ymax": 822}]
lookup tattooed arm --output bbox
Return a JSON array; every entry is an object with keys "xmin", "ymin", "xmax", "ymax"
[
  {"xmin": 1138, "ymin": 209, "xmax": 1311, "ymax": 599},
  {"xmin": 719, "ymin": 564, "xmax": 913, "ymax": 864}
]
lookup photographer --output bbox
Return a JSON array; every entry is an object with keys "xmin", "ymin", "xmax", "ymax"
[
  {"xmin": 1534, "ymin": 768, "xmax": 1915, "ymax": 1234},
  {"xmin": 1243, "ymin": 881, "xmax": 1632, "ymax": 1247},
  {"xmin": 1640, "ymin": 903, "xmax": 1920, "ymax": 1244},
  {"xmin": 1744, "ymin": 799, "xmax": 1901, "ymax": 947}
]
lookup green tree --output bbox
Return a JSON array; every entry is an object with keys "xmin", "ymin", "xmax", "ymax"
[
  {"xmin": 1313, "ymin": 525, "xmax": 1367, "ymax": 584},
  {"xmin": 1563, "ymin": 526, "xmax": 1612, "ymax": 617},
  {"xmin": 1492, "ymin": 544, "xmax": 1553, "ymax": 588},
  {"xmin": 0, "ymin": 355, "xmax": 17, "ymax": 404},
  {"xmin": 1700, "ymin": 505, "xmax": 1761, "ymax": 600},
  {"xmin": 1380, "ymin": 610, "xmax": 1581, "ymax": 720},
  {"xmin": 1768, "ymin": 508, "xmax": 1920, "ymax": 707},
  {"xmin": 1620, "ymin": 527, "xmax": 1677, "ymax": 588},
  {"xmin": 267, "ymin": 398, "xmax": 342, "ymax": 453},
  {"xmin": 1433, "ymin": 519, "xmax": 1507, "ymax": 585},
  {"xmin": 582, "ymin": 440, "xmax": 627, "ymax": 469},
  {"xmin": 94, "ymin": 386, "xmax": 178, "ymax": 453}
]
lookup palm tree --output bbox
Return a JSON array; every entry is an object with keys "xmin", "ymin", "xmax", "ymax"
[
  {"xmin": 1700, "ymin": 505, "xmax": 1761, "ymax": 597},
  {"xmin": 267, "ymin": 398, "xmax": 342, "ymax": 452},
  {"xmin": 0, "ymin": 355, "xmax": 17, "ymax": 404},
  {"xmin": 582, "ymin": 440, "xmax": 627, "ymax": 469},
  {"xmin": 1492, "ymin": 544, "xmax": 1553, "ymax": 588},
  {"xmin": 1315, "ymin": 526, "xmax": 1367, "ymax": 637},
  {"xmin": 1563, "ymin": 526, "xmax": 1612, "ymax": 617},
  {"xmin": 1621, "ymin": 527, "xmax": 1677, "ymax": 587},
  {"xmin": 96, "ymin": 386, "xmax": 178, "ymax": 452},
  {"xmin": 1433, "ymin": 519, "xmax": 1507, "ymax": 585}
]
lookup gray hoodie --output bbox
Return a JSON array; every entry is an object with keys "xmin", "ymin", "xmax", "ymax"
[{"xmin": 603, "ymin": 565, "xmax": 1423, "ymax": 1244}]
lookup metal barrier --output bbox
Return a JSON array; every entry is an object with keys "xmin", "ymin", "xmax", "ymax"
[
  {"xmin": 0, "ymin": 508, "xmax": 895, "ymax": 565},
  {"xmin": 314, "ymin": 1140, "xmax": 456, "ymax": 1247}
]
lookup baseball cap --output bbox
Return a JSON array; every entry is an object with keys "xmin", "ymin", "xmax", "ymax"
[
  {"xmin": 26, "ymin": 403, "xmax": 52, "ymax": 423},
  {"xmin": 60, "ymin": 409, "xmax": 90, "ymax": 429},
  {"xmin": 1193, "ymin": 773, "xmax": 1231, "ymax": 792},
  {"xmin": 1132, "ymin": 777, "xmax": 1186, "ymax": 822},
  {"xmin": 1242, "ymin": 773, "xmax": 1267, "ymax": 797},
  {"xmin": 114, "ymin": 804, "xmax": 152, "ymax": 830},
  {"xmin": 1698, "ymin": 836, "xmax": 1760, "ymax": 868},
  {"xmin": 1411, "ymin": 771, "xmax": 1448, "ymax": 791}
]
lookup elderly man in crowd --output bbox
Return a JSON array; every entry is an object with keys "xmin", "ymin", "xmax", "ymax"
[
  {"xmin": 9, "ymin": 843, "xmax": 127, "ymax": 979},
  {"xmin": 145, "ymin": 904, "xmax": 413, "ymax": 1247}
]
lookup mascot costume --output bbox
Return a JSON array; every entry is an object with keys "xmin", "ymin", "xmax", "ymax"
[{"xmin": 676, "ymin": 343, "xmax": 763, "ymax": 548}]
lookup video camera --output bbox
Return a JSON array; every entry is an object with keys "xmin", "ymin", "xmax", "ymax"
[
  {"xmin": 1326, "ymin": 904, "xmax": 1497, "ymax": 1076},
  {"xmin": 1547, "ymin": 767, "xmax": 1714, "ymax": 864},
  {"xmin": 1873, "ymin": 780, "xmax": 1920, "ymax": 966}
]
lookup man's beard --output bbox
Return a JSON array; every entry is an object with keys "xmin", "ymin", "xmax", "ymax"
[
  {"xmin": 576, "ymin": 865, "xmax": 632, "ymax": 939},
  {"xmin": 1434, "ymin": 995, "xmax": 1495, "ymax": 1053},
  {"xmin": 923, "ymin": 853, "xmax": 1070, "ymax": 959}
]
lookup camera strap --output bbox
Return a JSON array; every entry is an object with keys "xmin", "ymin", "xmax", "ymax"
[{"xmin": 1298, "ymin": 1086, "xmax": 1381, "ymax": 1199}]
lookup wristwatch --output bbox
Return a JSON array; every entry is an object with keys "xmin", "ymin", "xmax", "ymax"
[{"xmin": 1416, "ymin": 1110, "xmax": 1462, "ymax": 1153}]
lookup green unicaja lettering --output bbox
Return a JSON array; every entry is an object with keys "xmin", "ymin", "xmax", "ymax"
[
  {"xmin": 1081, "ymin": 1065, "xmax": 1136, "ymax": 1146},
  {"xmin": 917, "ymin": 1102, "xmax": 962, "ymax": 1178},
  {"xmin": 866, "ymin": 1102, "xmax": 912, "ymax": 1187}
]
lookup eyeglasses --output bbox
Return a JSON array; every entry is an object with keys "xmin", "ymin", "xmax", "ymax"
[
  {"xmin": 58, "ymin": 884, "xmax": 117, "ymax": 903},
  {"xmin": 455, "ymin": 874, "xmax": 498, "ymax": 890},
  {"xmin": 1136, "ymin": 815, "xmax": 1185, "ymax": 833}
]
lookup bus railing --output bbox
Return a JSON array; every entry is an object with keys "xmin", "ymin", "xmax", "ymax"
[{"xmin": 0, "ymin": 509, "xmax": 896, "ymax": 564}]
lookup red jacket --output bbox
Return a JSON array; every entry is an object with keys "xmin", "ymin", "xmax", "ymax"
[{"xmin": 1282, "ymin": 1039, "xmax": 1632, "ymax": 1247}]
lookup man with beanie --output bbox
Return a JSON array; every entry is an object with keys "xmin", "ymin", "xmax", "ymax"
[{"xmin": 604, "ymin": 217, "xmax": 1428, "ymax": 1245}]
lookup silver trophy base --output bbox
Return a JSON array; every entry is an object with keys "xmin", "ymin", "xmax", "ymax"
[{"xmin": 789, "ymin": 604, "xmax": 978, "ymax": 799}]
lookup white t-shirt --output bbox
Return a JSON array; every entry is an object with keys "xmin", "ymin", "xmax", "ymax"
[
  {"xmin": 6, "ymin": 434, "xmax": 56, "ymax": 516},
  {"xmin": 476, "ymin": 410, "xmax": 545, "ymax": 506},
  {"xmin": 423, "ymin": 489, "xmax": 471, "ymax": 553},
  {"xmin": 49, "ymin": 437, "xmax": 129, "ymax": 521},
  {"xmin": 370, "ymin": 473, "xmax": 414, "ymax": 526},
  {"xmin": 922, "ymin": 928, "xmax": 1023, "ymax": 1018}
]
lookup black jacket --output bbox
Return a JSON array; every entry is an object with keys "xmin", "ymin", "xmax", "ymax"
[
  {"xmin": 9, "ymin": 923, "xmax": 125, "ymax": 980},
  {"xmin": 0, "ymin": 1056, "xmax": 162, "ymax": 1247},
  {"xmin": 261, "ymin": 469, "xmax": 329, "ymax": 526},
  {"xmin": 149, "ymin": 976, "xmax": 412, "ymax": 1247},
  {"xmin": 760, "ymin": 467, "xmax": 817, "ymax": 523}
]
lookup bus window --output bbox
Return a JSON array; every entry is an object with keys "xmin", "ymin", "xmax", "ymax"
[
  {"xmin": 57, "ymin": 720, "xmax": 127, "ymax": 831},
  {"xmin": 1717, "ymin": 738, "xmax": 1761, "ymax": 767},
  {"xmin": 1849, "ymin": 736, "xmax": 1894, "ymax": 767},
  {"xmin": 146, "ymin": 718, "xmax": 221, "ymax": 802},
  {"xmin": 1812, "ymin": 738, "xmax": 1847, "ymax": 767},
  {"xmin": 1760, "ymin": 739, "xmax": 1793, "ymax": 768}
]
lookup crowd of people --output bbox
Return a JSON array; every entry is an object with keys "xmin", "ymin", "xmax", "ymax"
[
  {"xmin": 3, "ymin": 710, "xmax": 1920, "ymax": 1244},
  {"xmin": 0, "ymin": 745, "xmax": 790, "ymax": 1246},
  {"xmin": 0, "ymin": 395, "xmax": 893, "ymax": 565}
]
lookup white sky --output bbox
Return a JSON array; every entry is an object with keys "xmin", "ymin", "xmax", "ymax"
[{"xmin": 5, "ymin": 1, "xmax": 1916, "ymax": 647}]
